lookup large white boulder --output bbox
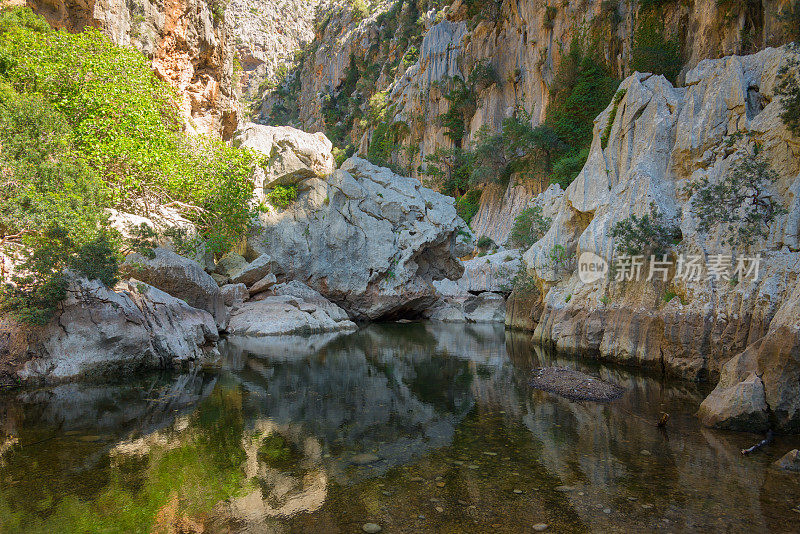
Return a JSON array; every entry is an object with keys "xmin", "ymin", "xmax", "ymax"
[
  {"xmin": 228, "ymin": 281, "xmax": 357, "ymax": 336},
  {"xmin": 234, "ymin": 123, "xmax": 335, "ymax": 196},
  {"xmin": 122, "ymin": 247, "xmax": 229, "ymax": 330},
  {"xmin": 247, "ymin": 156, "xmax": 469, "ymax": 320},
  {"xmin": 13, "ymin": 278, "xmax": 219, "ymax": 383}
]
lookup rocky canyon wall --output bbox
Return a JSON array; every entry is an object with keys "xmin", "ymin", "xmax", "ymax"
[{"xmin": 27, "ymin": 0, "xmax": 239, "ymax": 137}]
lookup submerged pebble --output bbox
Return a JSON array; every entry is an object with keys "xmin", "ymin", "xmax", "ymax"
[{"xmin": 362, "ymin": 523, "xmax": 381, "ymax": 533}]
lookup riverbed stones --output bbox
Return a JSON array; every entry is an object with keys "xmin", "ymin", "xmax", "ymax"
[
  {"xmin": 122, "ymin": 247, "xmax": 229, "ymax": 330},
  {"xmin": 362, "ymin": 523, "xmax": 381, "ymax": 533},
  {"xmin": 351, "ymin": 453, "xmax": 379, "ymax": 465},
  {"xmin": 530, "ymin": 367, "xmax": 624, "ymax": 402},
  {"xmin": 775, "ymin": 449, "xmax": 800, "ymax": 472},
  {"xmin": 249, "ymin": 272, "xmax": 278, "ymax": 295}
]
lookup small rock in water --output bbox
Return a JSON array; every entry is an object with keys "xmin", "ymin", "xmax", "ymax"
[
  {"xmin": 362, "ymin": 523, "xmax": 382, "ymax": 533},
  {"xmin": 640, "ymin": 450, "xmax": 651, "ymax": 456},
  {"xmin": 642, "ymin": 504, "xmax": 654, "ymax": 510},
  {"xmin": 483, "ymin": 451, "xmax": 498, "ymax": 456},
  {"xmin": 436, "ymin": 481, "xmax": 445, "ymax": 488},
  {"xmin": 533, "ymin": 524, "xmax": 549, "ymax": 531},
  {"xmin": 627, "ymin": 496, "xmax": 638, "ymax": 501},
  {"xmin": 409, "ymin": 476, "xmax": 424, "ymax": 482},
  {"xmin": 468, "ymin": 464, "xmax": 480, "ymax": 470},
  {"xmin": 555, "ymin": 485, "xmax": 575, "ymax": 492},
  {"xmin": 603, "ymin": 508, "xmax": 612, "ymax": 514},
  {"xmin": 435, "ymin": 506, "xmax": 444, "ymax": 513},
  {"xmin": 381, "ymin": 491, "xmax": 391, "ymax": 496},
  {"xmin": 351, "ymin": 453, "xmax": 380, "ymax": 465},
  {"xmin": 513, "ymin": 489, "xmax": 523, "ymax": 494}
]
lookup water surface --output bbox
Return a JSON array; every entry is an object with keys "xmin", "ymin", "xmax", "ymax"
[{"xmin": 1, "ymin": 323, "xmax": 799, "ymax": 533}]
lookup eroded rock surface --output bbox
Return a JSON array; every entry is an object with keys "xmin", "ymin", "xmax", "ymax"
[
  {"xmin": 510, "ymin": 46, "xmax": 800, "ymax": 431},
  {"xmin": 12, "ymin": 278, "xmax": 219, "ymax": 383},
  {"xmin": 247, "ymin": 153, "xmax": 469, "ymax": 320}
]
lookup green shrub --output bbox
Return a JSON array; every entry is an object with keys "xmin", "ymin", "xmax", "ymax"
[
  {"xmin": 631, "ymin": 13, "xmax": 682, "ymax": 83},
  {"xmin": 547, "ymin": 244, "xmax": 575, "ymax": 273},
  {"xmin": 476, "ymin": 235, "xmax": 495, "ymax": 250},
  {"xmin": 684, "ymin": 148, "xmax": 786, "ymax": 248},
  {"xmin": 611, "ymin": 203, "xmax": 681, "ymax": 257},
  {"xmin": 0, "ymin": 8, "xmax": 258, "ymax": 321},
  {"xmin": 601, "ymin": 89, "xmax": 627, "ymax": 149},
  {"xmin": 509, "ymin": 205, "xmax": 551, "ymax": 248},
  {"xmin": 266, "ymin": 185, "xmax": 298, "ymax": 209},
  {"xmin": 455, "ymin": 189, "xmax": 482, "ymax": 225},
  {"xmin": 350, "ymin": 0, "xmax": 369, "ymax": 20},
  {"xmin": 776, "ymin": 49, "xmax": 800, "ymax": 137},
  {"xmin": 550, "ymin": 148, "xmax": 589, "ymax": 189}
]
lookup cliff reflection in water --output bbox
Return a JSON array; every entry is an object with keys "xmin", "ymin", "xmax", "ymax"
[{"xmin": 1, "ymin": 322, "xmax": 799, "ymax": 533}]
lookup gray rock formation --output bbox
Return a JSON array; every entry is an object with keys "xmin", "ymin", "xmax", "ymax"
[
  {"xmin": 14, "ymin": 278, "xmax": 219, "ymax": 383},
  {"xmin": 234, "ymin": 123, "xmax": 335, "ymax": 196},
  {"xmin": 228, "ymin": 281, "xmax": 356, "ymax": 336},
  {"xmin": 122, "ymin": 247, "xmax": 229, "ymax": 330},
  {"xmin": 247, "ymin": 150, "xmax": 469, "ymax": 319},
  {"xmin": 510, "ymin": 46, "xmax": 800, "ymax": 431}
]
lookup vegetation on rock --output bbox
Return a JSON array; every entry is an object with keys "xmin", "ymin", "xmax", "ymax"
[
  {"xmin": 611, "ymin": 203, "xmax": 681, "ymax": 257},
  {"xmin": 509, "ymin": 206, "xmax": 552, "ymax": 249},
  {"xmin": 0, "ymin": 8, "xmax": 258, "ymax": 323}
]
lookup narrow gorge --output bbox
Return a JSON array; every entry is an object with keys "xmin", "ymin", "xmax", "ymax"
[{"xmin": 1, "ymin": 0, "xmax": 800, "ymax": 530}]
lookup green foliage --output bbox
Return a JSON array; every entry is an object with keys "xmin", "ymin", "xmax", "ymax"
[
  {"xmin": 776, "ymin": 49, "xmax": 800, "ymax": 138},
  {"xmin": 631, "ymin": 13, "xmax": 682, "ymax": 83},
  {"xmin": 550, "ymin": 148, "xmax": 589, "ymax": 189},
  {"xmin": 543, "ymin": 6, "xmax": 557, "ymax": 28},
  {"xmin": 455, "ymin": 189, "xmax": 482, "ymax": 225},
  {"xmin": 438, "ymin": 61, "xmax": 498, "ymax": 145},
  {"xmin": 684, "ymin": 148, "xmax": 786, "ymax": 248},
  {"xmin": 601, "ymin": 88, "xmax": 627, "ymax": 149},
  {"xmin": 476, "ymin": 235, "xmax": 495, "ymax": 250},
  {"xmin": 0, "ymin": 8, "xmax": 258, "ymax": 321},
  {"xmin": 509, "ymin": 205, "xmax": 551, "ymax": 248},
  {"xmin": 266, "ymin": 185, "xmax": 298, "ymax": 209},
  {"xmin": 350, "ymin": 0, "xmax": 370, "ymax": 21},
  {"xmin": 402, "ymin": 45, "xmax": 419, "ymax": 67},
  {"xmin": 547, "ymin": 244, "xmax": 575, "ymax": 273},
  {"xmin": 421, "ymin": 147, "xmax": 473, "ymax": 196},
  {"xmin": 611, "ymin": 203, "xmax": 681, "ymax": 257},
  {"xmin": 547, "ymin": 41, "xmax": 619, "ymax": 150},
  {"xmin": 1, "ymin": 227, "xmax": 120, "ymax": 324}
]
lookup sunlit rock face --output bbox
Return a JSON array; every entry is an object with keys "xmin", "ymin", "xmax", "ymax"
[
  {"xmin": 507, "ymin": 46, "xmax": 800, "ymax": 431},
  {"xmin": 247, "ymin": 154, "xmax": 470, "ymax": 320},
  {"xmin": 12, "ymin": 278, "xmax": 220, "ymax": 384}
]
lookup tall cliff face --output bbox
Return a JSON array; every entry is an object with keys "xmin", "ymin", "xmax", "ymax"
[
  {"xmin": 512, "ymin": 45, "xmax": 800, "ymax": 431},
  {"xmin": 226, "ymin": 0, "xmax": 321, "ymax": 102},
  {"xmin": 261, "ymin": 0, "xmax": 794, "ymax": 159},
  {"xmin": 28, "ymin": 0, "xmax": 239, "ymax": 137}
]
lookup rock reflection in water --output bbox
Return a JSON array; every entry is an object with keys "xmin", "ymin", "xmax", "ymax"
[{"xmin": 0, "ymin": 323, "xmax": 799, "ymax": 533}]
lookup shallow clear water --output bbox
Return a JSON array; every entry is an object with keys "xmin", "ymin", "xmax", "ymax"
[{"xmin": 1, "ymin": 322, "xmax": 800, "ymax": 533}]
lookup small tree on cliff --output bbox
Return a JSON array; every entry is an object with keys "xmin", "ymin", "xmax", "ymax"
[{"xmin": 684, "ymin": 148, "xmax": 786, "ymax": 249}]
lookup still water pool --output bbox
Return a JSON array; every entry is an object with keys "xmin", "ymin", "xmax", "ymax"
[{"xmin": 1, "ymin": 322, "xmax": 800, "ymax": 533}]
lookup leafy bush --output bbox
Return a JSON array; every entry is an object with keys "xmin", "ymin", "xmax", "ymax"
[
  {"xmin": 421, "ymin": 147, "xmax": 473, "ymax": 197},
  {"xmin": 476, "ymin": 235, "xmax": 495, "ymax": 250},
  {"xmin": 0, "ymin": 8, "xmax": 258, "ymax": 322},
  {"xmin": 509, "ymin": 206, "xmax": 551, "ymax": 248},
  {"xmin": 601, "ymin": 89, "xmax": 627, "ymax": 149},
  {"xmin": 550, "ymin": 148, "xmax": 589, "ymax": 189},
  {"xmin": 631, "ymin": 13, "xmax": 682, "ymax": 83},
  {"xmin": 611, "ymin": 204, "xmax": 681, "ymax": 257},
  {"xmin": 350, "ymin": 0, "xmax": 369, "ymax": 20},
  {"xmin": 776, "ymin": 49, "xmax": 800, "ymax": 137},
  {"xmin": 547, "ymin": 244, "xmax": 575, "ymax": 274},
  {"xmin": 266, "ymin": 185, "xmax": 298, "ymax": 209},
  {"xmin": 455, "ymin": 189, "xmax": 482, "ymax": 225},
  {"xmin": 684, "ymin": 148, "xmax": 786, "ymax": 248}
]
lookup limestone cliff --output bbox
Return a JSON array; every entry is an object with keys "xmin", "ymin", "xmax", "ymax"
[
  {"xmin": 512, "ymin": 45, "xmax": 800, "ymax": 432},
  {"xmin": 27, "ymin": 0, "xmax": 239, "ymax": 137}
]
